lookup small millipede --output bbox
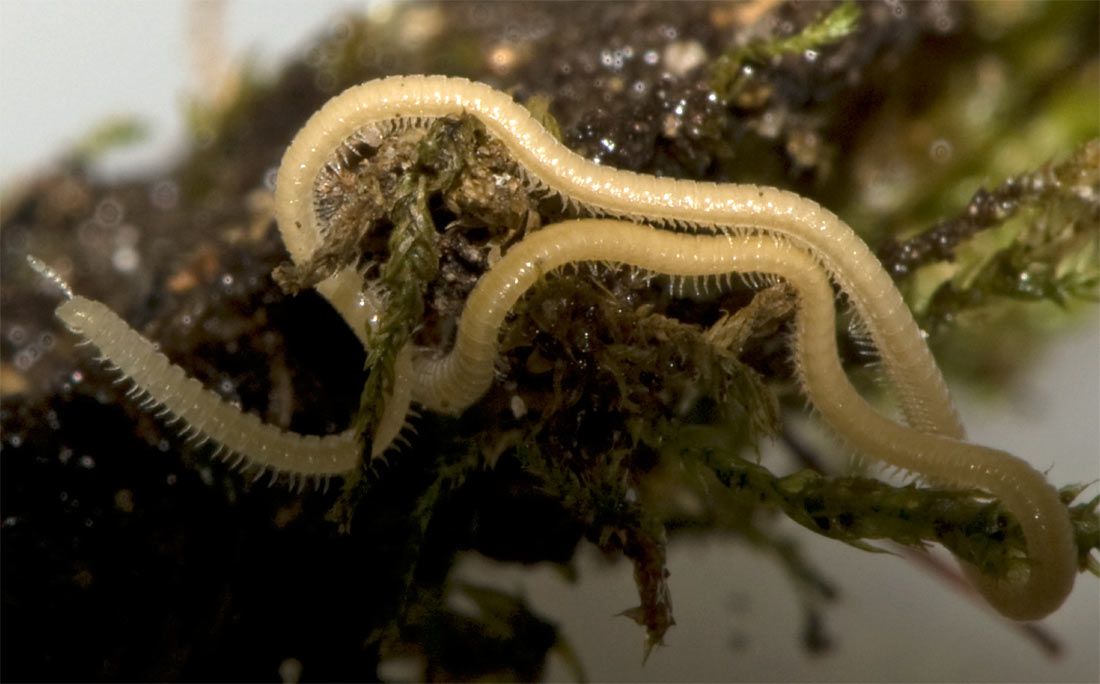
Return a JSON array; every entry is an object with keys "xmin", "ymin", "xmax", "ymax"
[{"xmin": 41, "ymin": 76, "xmax": 1077, "ymax": 621}]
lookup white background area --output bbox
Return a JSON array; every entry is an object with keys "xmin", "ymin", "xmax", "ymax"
[{"xmin": 2, "ymin": 2, "xmax": 1097, "ymax": 681}]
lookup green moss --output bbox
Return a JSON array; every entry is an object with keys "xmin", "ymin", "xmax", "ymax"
[
  {"xmin": 710, "ymin": 0, "xmax": 861, "ymax": 103},
  {"xmin": 885, "ymin": 140, "xmax": 1100, "ymax": 328},
  {"xmin": 669, "ymin": 426, "xmax": 1100, "ymax": 579}
]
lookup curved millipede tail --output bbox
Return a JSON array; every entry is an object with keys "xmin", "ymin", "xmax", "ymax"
[
  {"xmin": 404, "ymin": 219, "xmax": 1076, "ymax": 621},
  {"xmin": 54, "ymin": 295, "xmax": 363, "ymax": 480}
]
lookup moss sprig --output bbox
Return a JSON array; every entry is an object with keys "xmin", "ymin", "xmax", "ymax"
[
  {"xmin": 668, "ymin": 425, "xmax": 1100, "ymax": 581},
  {"xmin": 882, "ymin": 140, "xmax": 1100, "ymax": 327},
  {"xmin": 711, "ymin": 1, "xmax": 861, "ymax": 103}
]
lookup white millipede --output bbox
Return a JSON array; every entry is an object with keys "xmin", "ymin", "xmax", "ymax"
[{"xmin": 44, "ymin": 76, "xmax": 1076, "ymax": 621}]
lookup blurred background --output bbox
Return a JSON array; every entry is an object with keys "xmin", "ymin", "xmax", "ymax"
[{"xmin": 1, "ymin": 1, "xmax": 1096, "ymax": 681}]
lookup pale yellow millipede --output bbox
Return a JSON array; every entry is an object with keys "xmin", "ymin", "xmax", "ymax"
[{"xmin": 41, "ymin": 76, "xmax": 1077, "ymax": 621}]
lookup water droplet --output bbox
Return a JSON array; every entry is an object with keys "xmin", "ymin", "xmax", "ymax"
[
  {"xmin": 112, "ymin": 245, "xmax": 140, "ymax": 273},
  {"xmin": 510, "ymin": 395, "xmax": 527, "ymax": 419},
  {"xmin": 663, "ymin": 40, "xmax": 707, "ymax": 78},
  {"xmin": 15, "ymin": 348, "xmax": 38, "ymax": 370},
  {"xmin": 95, "ymin": 197, "xmax": 124, "ymax": 226},
  {"xmin": 488, "ymin": 44, "xmax": 517, "ymax": 74},
  {"xmin": 929, "ymin": 138, "xmax": 954, "ymax": 164}
]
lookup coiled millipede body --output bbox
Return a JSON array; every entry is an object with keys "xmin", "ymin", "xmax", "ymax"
[{"xmin": 43, "ymin": 76, "xmax": 1076, "ymax": 621}]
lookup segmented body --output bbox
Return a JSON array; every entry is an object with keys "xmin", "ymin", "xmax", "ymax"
[
  {"xmin": 276, "ymin": 75, "xmax": 963, "ymax": 439},
  {"xmin": 408, "ymin": 219, "xmax": 1075, "ymax": 621},
  {"xmin": 55, "ymin": 296, "xmax": 360, "ymax": 481},
  {"xmin": 48, "ymin": 76, "xmax": 1075, "ymax": 620}
]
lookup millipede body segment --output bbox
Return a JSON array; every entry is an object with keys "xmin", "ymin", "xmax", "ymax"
[
  {"xmin": 275, "ymin": 75, "xmax": 964, "ymax": 440},
  {"xmin": 410, "ymin": 219, "xmax": 1076, "ymax": 621},
  {"xmin": 55, "ymin": 295, "xmax": 360, "ymax": 479},
  {"xmin": 45, "ymin": 75, "xmax": 1078, "ymax": 621}
]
